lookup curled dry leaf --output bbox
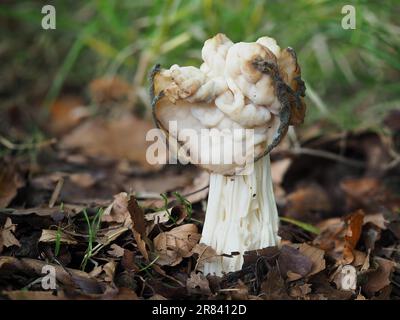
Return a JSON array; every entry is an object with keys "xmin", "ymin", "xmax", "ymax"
[
  {"xmin": 144, "ymin": 210, "xmax": 170, "ymax": 224},
  {"xmin": 39, "ymin": 229, "xmax": 78, "ymax": 245},
  {"xmin": 103, "ymin": 192, "xmax": 130, "ymax": 224},
  {"xmin": 154, "ymin": 224, "xmax": 201, "ymax": 266},
  {"xmin": 363, "ymin": 213, "xmax": 388, "ymax": 230},
  {"xmin": 1, "ymin": 217, "xmax": 21, "ymax": 249},
  {"xmin": 343, "ymin": 210, "xmax": 364, "ymax": 264},
  {"xmin": 127, "ymin": 196, "xmax": 147, "ymax": 238},
  {"xmin": 313, "ymin": 211, "xmax": 365, "ymax": 264}
]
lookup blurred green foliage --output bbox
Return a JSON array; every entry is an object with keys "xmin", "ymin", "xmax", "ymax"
[{"xmin": 0, "ymin": 0, "xmax": 399, "ymax": 133}]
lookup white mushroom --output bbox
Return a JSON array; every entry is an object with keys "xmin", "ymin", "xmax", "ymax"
[{"xmin": 150, "ymin": 33, "xmax": 306, "ymax": 275}]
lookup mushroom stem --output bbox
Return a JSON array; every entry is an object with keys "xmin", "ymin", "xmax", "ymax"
[{"xmin": 200, "ymin": 155, "xmax": 280, "ymax": 275}]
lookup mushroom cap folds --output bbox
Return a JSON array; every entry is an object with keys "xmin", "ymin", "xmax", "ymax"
[{"xmin": 150, "ymin": 33, "xmax": 306, "ymax": 175}]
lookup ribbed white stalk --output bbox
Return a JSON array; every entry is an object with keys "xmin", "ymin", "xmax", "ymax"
[{"xmin": 200, "ymin": 155, "xmax": 280, "ymax": 275}]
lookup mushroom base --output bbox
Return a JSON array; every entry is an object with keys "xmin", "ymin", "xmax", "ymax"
[{"xmin": 200, "ymin": 155, "xmax": 280, "ymax": 276}]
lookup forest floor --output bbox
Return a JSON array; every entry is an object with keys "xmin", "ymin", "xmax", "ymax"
[{"xmin": 1, "ymin": 78, "xmax": 400, "ymax": 300}]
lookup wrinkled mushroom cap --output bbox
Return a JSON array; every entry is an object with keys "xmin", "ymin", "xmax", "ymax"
[{"xmin": 151, "ymin": 33, "xmax": 306, "ymax": 175}]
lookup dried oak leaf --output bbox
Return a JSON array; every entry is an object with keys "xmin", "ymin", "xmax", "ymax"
[{"xmin": 154, "ymin": 224, "xmax": 201, "ymax": 266}]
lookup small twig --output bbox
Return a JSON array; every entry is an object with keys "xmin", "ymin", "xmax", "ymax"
[
  {"xmin": 49, "ymin": 178, "xmax": 64, "ymax": 208},
  {"xmin": 291, "ymin": 147, "xmax": 366, "ymax": 168},
  {"xmin": 182, "ymin": 185, "xmax": 209, "ymax": 198},
  {"xmin": 0, "ymin": 135, "xmax": 56, "ymax": 151}
]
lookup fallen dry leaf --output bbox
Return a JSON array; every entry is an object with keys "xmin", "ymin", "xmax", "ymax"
[
  {"xmin": 1, "ymin": 217, "xmax": 21, "ymax": 249},
  {"xmin": 49, "ymin": 95, "xmax": 88, "ymax": 135},
  {"xmin": 102, "ymin": 192, "xmax": 130, "ymax": 224},
  {"xmin": 3, "ymin": 290, "xmax": 64, "ymax": 300},
  {"xmin": 363, "ymin": 213, "xmax": 388, "ymax": 230},
  {"xmin": 154, "ymin": 224, "xmax": 201, "ymax": 266},
  {"xmin": 103, "ymin": 261, "xmax": 117, "ymax": 282},
  {"xmin": 107, "ymin": 244, "xmax": 125, "ymax": 258},
  {"xmin": 127, "ymin": 196, "xmax": 147, "ymax": 238},
  {"xmin": 278, "ymin": 245, "xmax": 312, "ymax": 281},
  {"xmin": 39, "ymin": 229, "xmax": 77, "ymax": 245},
  {"xmin": 191, "ymin": 243, "xmax": 219, "ymax": 270},
  {"xmin": 132, "ymin": 229, "xmax": 149, "ymax": 261},
  {"xmin": 0, "ymin": 163, "xmax": 25, "ymax": 208},
  {"xmin": 0, "ymin": 257, "xmax": 102, "ymax": 294},
  {"xmin": 298, "ymin": 243, "xmax": 326, "ymax": 276},
  {"xmin": 289, "ymin": 283, "xmax": 312, "ymax": 299},
  {"xmin": 186, "ymin": 271, "xmax": 211, "ymax": 295},
  {"xmin": 260, "ymin": 267, "xmax": 291, "ymax": 300},
  {"xmin": 343, "ymin": 210, "xmax": 365, "ymax": 264},
  {"xmin": 363, "ymin": 257, "xmax": 396, "ymax": 295},
  {"xmin": 60, "ymin": 113, "xmax": 164, "ymax": 171}
]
